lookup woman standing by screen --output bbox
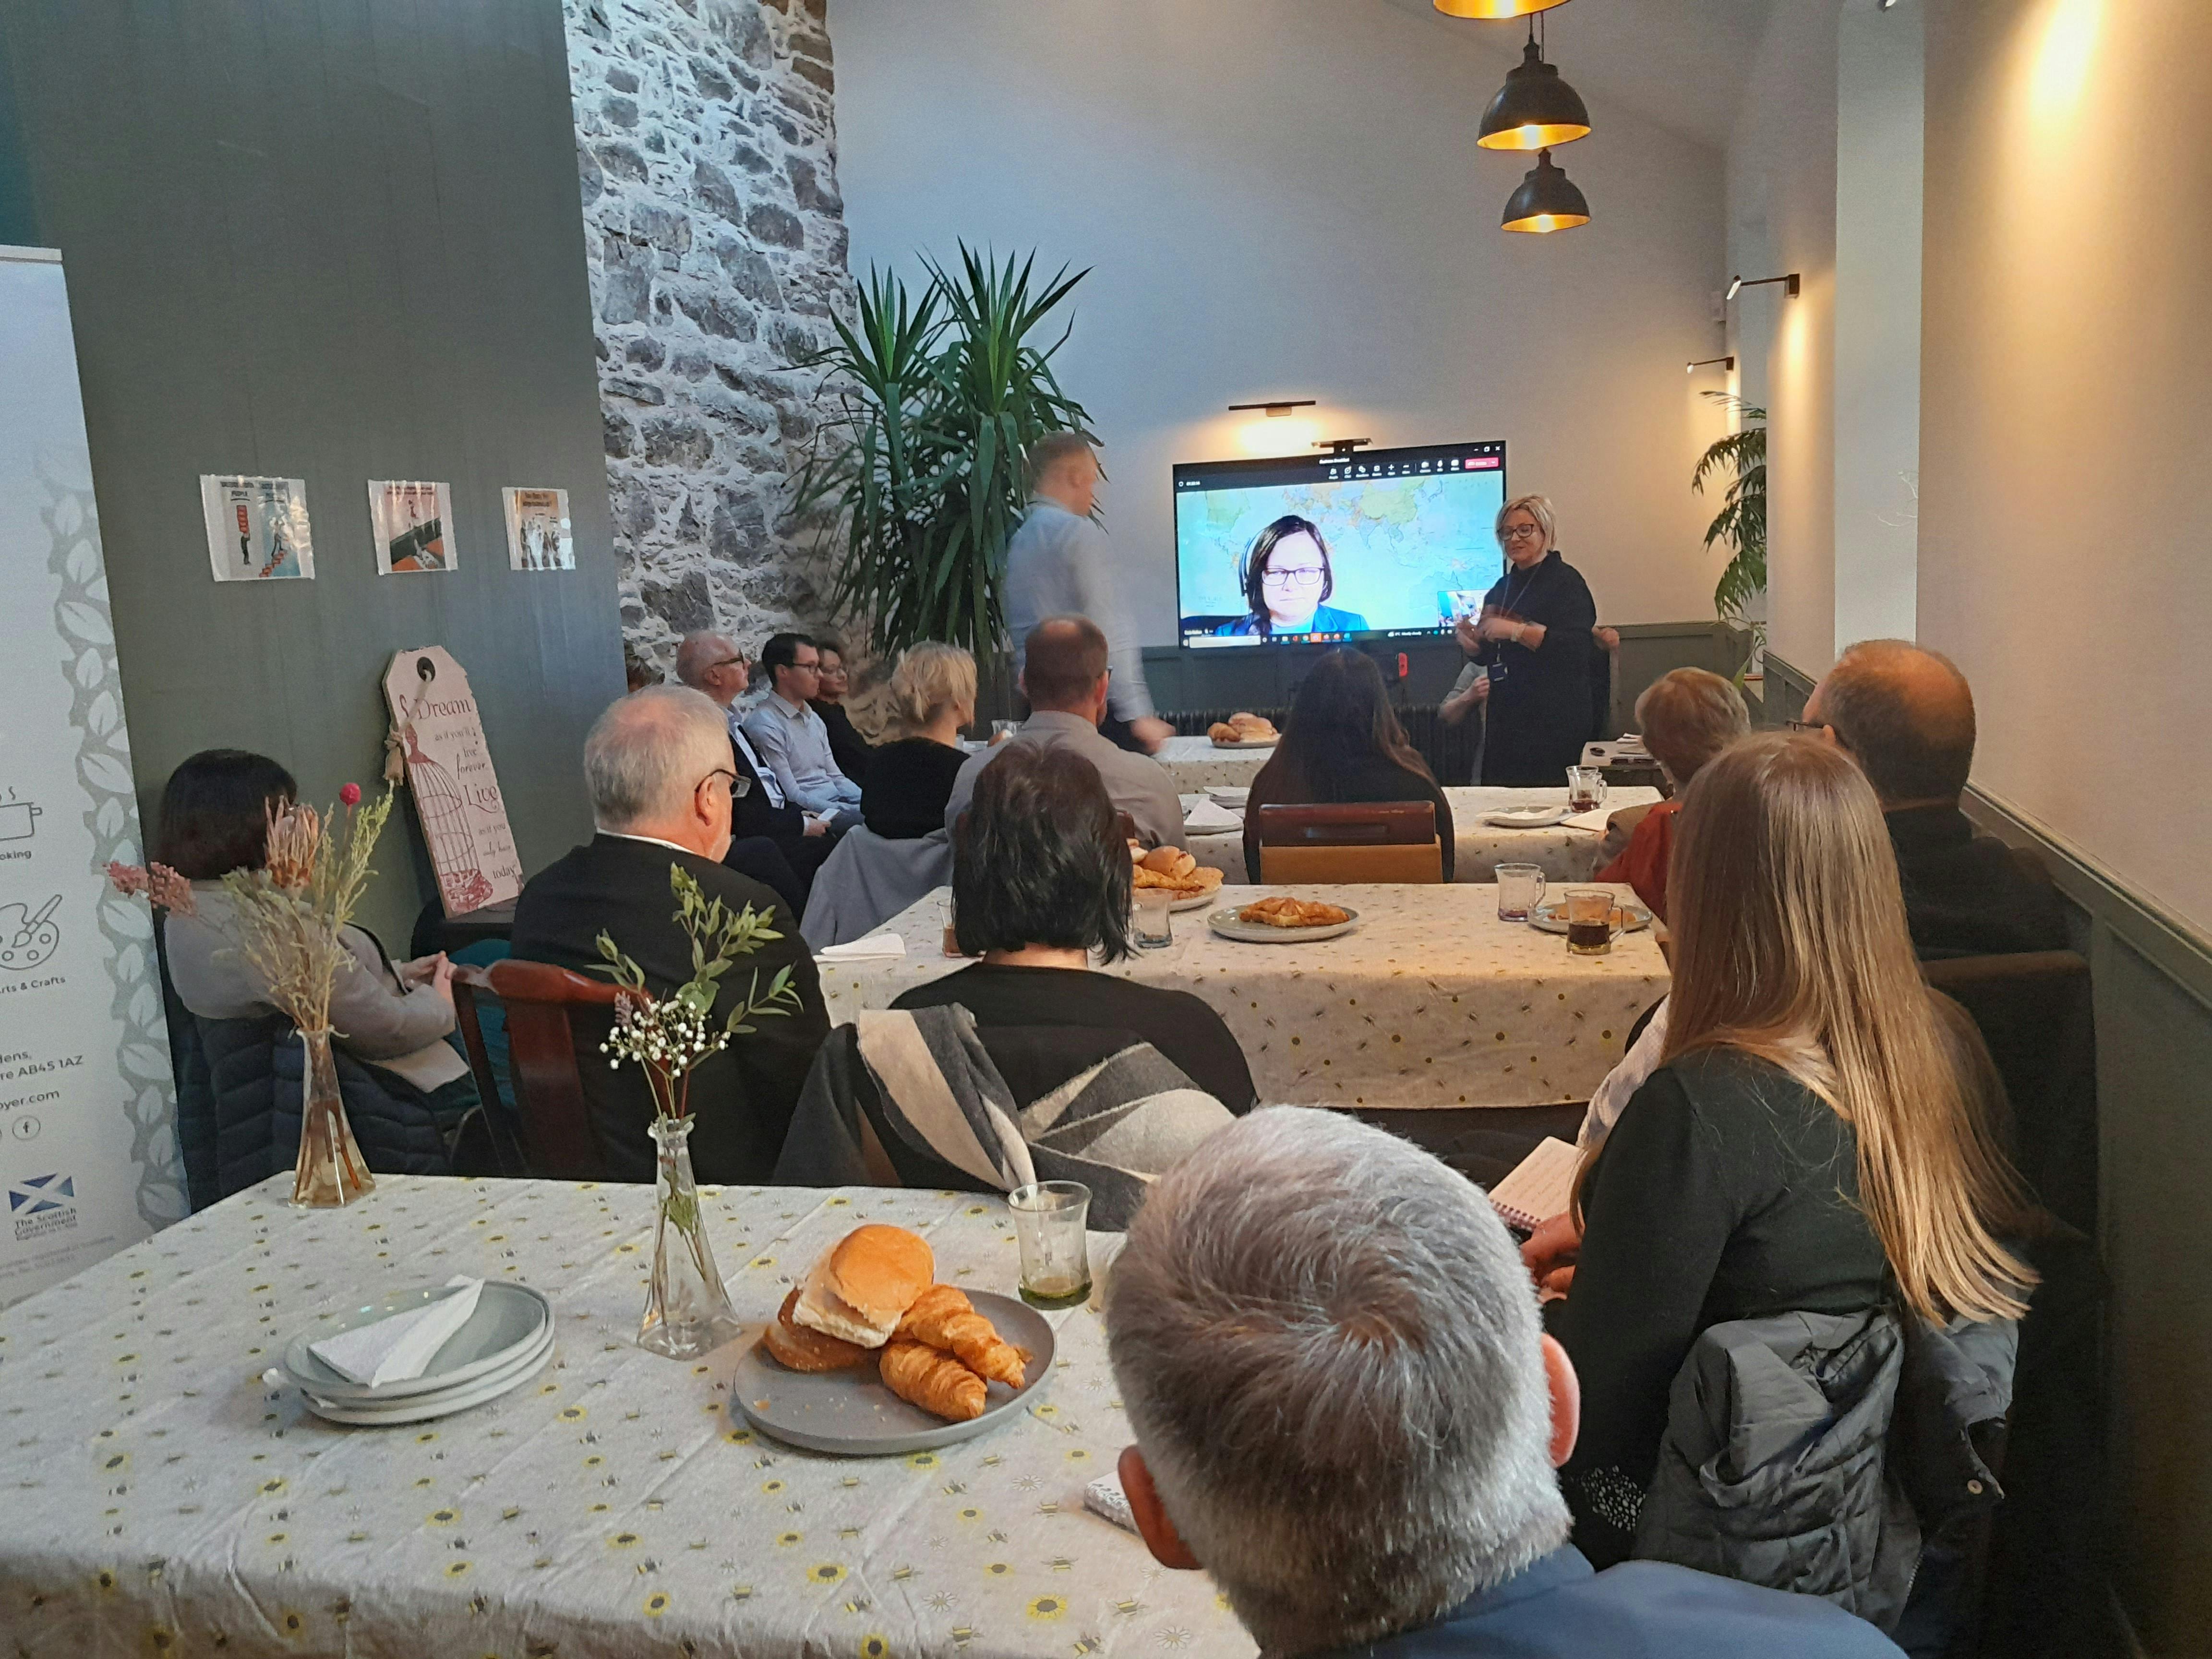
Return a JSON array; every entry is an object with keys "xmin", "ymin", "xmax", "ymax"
[{"xmin": 1464, "ymin": 494, "xmax": 1598, "ymax": 786}]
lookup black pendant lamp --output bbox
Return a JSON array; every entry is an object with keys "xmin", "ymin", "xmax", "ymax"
[
  {"xmin": 1500, "ymin": 148, "xmax": 1590, "ymax": 234},
  {"xmin": 1435, "ymin": 0, "xmax": 1572, "ymax": 17},
  {"xmin": 1478, "ymin": 37, "xmax": 1591, "ymax": 149}
]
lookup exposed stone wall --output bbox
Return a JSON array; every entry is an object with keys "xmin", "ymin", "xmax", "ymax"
[{"xmin": 564, "ymin": 0, "xmax": 851, "ymax": 670}]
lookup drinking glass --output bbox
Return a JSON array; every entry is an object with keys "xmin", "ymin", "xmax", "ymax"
[
  {"xmin": 991, "ymin": 719, "xmax": 1019, "ymax": 745},
  {"xmin": 1009, "ymin": 1181, "xmax": 1093, "ymax": 1308},
  {"xmin": 1566, "ymin": 766, "xmax": 1608, "ymax": 814},
  {"xmin": 1495, "ymin": 862, "xmax": 1548, "ymax": 922},
  {"xmin": 1564, "ymin": 887, "xmax": 1619, "ymax": 956},
  {"xmin": 1132, "ymin": 886, "xmax": 1175, "ymax": 950}
]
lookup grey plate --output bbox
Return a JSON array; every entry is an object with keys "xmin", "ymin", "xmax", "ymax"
[
  {"xmin": 302, "ymin": 1337, "xmax": 554, "ymax": 1426},
  {"xmin": 1206, "ymin": 905, "xmax": 1360, "ymax": 944},
  {"xmin": 1527, "ymin": 897, "xmax": 1655, "ymax": 936},
  {"xmin": 731, "ymin": 1290, "xmax": 1057, "ymax": 1456},
  {"xmin": 282, "ymin": 1282, "xmax": 553, "ymax": 1402}
]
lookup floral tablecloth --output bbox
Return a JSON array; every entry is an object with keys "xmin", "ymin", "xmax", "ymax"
[
  {"xmin": 1183, "ymin": 786, "xmax": 1664, "ymax": 886},
  {"xmin": 1152, "ymin": 737, "xmax": 1273, "ymax": 794},
  {"xmin": 0, "ymin": 1176, "xmax": 1250, "ymax": 1659},
  {"xmin": 819, "ymin": 884, "xmax": 1667, "ymax": 1110}
]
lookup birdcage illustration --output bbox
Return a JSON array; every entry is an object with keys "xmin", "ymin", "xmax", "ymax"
[{"xmin": 403, "ymin": 721, "xmax": 495, "ymax": 914}]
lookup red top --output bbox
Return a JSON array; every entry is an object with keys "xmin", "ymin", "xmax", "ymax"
[{"xmin": 1596, "ymin": 798, "xmax": 1683, "ymax": 923}]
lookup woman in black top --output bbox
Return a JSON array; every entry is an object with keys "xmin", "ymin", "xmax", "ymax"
[
  {"xmin": 808, "ymin": 638, "xmax": 874, "ymax": 785},
  {"xmin": 1242, "ymin": 648, "xmax": 1454, "ymax": 881},
  {"xmin": 861, "ymin": 642, "xmax": 974, "ymax": 839},
  {"xmin": 1466, "ymin": 494, "xmax": 1599, "ymax": 786},
  {"xmin": 1527, "ymin": 734, "xmax": 2039, "ymax": 1566},
  {"xmin": 893, "ymin": 743, "xmax": 1256, "ymax": 1111}
]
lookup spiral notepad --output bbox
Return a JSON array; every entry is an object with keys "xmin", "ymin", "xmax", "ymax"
[{"xmin": 1487, "ymin": 1137, "xmax": 1581, "ymax": 1233}]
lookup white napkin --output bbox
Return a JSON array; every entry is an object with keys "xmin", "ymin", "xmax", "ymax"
[
  {"xmin": 1182, "ymin": 798, "xmax": 1243, "ymax": 834},
  {"xmin": 1562, "ymin": 806, "xmax": 1617, "ymax": 833},
  {"xmin": 817, "ymin": 932, "xmax": 907, "ymax": 961},
  {"xmin": 310, "ymin": 1276, "xmax": 484, "ymax": 1388}
]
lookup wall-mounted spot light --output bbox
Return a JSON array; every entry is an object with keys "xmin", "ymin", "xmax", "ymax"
[
  {"xmin": 1478, "ymin": 38, "xmax": 1591, "ymax": 150},
  {"xmin": 1727, "ymin": 273, "xmax": 1801, "ymax": 301},
  {"xmin": 1435, "ymin": 0, "xmax": 1572, "ymax": 18},
  {"xmin": 1501, "ymin": 149, "xmax": 1590, "ymax": 233},
  {"xmin": 1228, "ymin": 399, "xmax": 1321, "ymax": 457},
  {"xmin": 1686, "ymin": 356, "xmax": 1736, "ymax": 373}
]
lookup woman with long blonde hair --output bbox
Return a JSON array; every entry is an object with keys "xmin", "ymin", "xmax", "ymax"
[{"xmin": 1536, "ymin": 732, "xmax": 2037, "ymax": 1566}]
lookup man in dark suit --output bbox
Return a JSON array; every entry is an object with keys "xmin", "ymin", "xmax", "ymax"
[
  {"xmin": 510, "ymin": 685, "xmax": 829, "ymax": 1185},
  {"xmin": 1803, "ymin": 640, "xmax": 2069, "ymax": 959},
  {"xmin": 675, "ymin": 630, "xmax": 838, "ymax": 904},
  {"xmin": 1106, "ymin": 1109, "xmax": 1903, "ymax": 1659}
]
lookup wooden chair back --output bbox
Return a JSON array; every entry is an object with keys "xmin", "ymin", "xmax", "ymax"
[
  {"xmin": 1255, "ymin": 801, "xmax": 1444, "ymax": 884},
  {"xmin": 451, "ymin": 960, "xmax": 621, "ymax": 1180}
]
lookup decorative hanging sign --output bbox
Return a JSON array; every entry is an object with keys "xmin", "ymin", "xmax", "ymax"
[{"xmin": 380, "ymin": 649, "xmax": 523, "ymax": 916}]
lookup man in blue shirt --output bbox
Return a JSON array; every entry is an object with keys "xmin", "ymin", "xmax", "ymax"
[
  {"xmin": 1004, "ymin": 433, "xmax": 1174, "ymax": 757},
  {"xmin": 1105, "ymin": 1108, "xmax": 1906, "ymax": 1659},
  {"xmin": 741, "ymin": 632, "xmax": 863, "ymax": 830}
]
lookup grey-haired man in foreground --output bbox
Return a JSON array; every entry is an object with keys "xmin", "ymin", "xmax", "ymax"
[{"xmin": 1104, "ymin": 1108, "xmax": 1904, "ymax": 1659}]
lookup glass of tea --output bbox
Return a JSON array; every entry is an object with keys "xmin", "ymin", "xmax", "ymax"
[
  {"xmin": 1495, "ymin": 862, "xmax": 1548, "ymax": 922},
  {"xmin": 1566, "ymin": 766, "xmax": 1608, "ymax": 815},
  {"xmin": 1009, "ymin": 1181, "xmax": 1094, "ymax": 1309},
  {"xmin": 1563, "ymin": 887, "xmax": 1619, "ymax": 956}
]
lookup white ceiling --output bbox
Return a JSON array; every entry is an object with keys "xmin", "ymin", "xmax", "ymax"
[{"xmin": 1380, "ymin": 0, "xmax": 1779, "ymax": 152}]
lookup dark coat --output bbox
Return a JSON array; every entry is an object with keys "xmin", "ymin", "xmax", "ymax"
[
  {"xmin": 1887, "ymin": 805, "xmax": 2070, "ymax": 960},
  {"xmin": 508, "ymin": 834, "xmax": 830, "ymax": 1185},
  {"xmin": 1476, "ymin": 549, "xmax": 1599, "ymax": 785},
  {"xmin": 729, "ymin": 727, "xmax": 837, "ymax": 894},
  {"xmin": 810, "ymin": 698, "xmax": 874, "ymax": 785}
]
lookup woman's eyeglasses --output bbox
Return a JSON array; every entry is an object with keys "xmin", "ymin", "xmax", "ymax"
[{"xmin": 1262, "ymin": 566, "xmax": 1326, "ymax": 589}]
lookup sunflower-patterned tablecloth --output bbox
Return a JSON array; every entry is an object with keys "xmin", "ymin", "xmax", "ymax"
[{"xmin": 0, "ymin": 1177, "xmax": 1253, "ymax": 1659}]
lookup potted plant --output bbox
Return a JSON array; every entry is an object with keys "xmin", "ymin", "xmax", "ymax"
[{"xmin": 1693, "ymin": 392, "xmax": 1767, "ymax": 673}]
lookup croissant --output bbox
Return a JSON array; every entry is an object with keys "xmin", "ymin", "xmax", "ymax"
[
  {"xmin": 895, "ymin": 1285, "xmax": 1031, "ymax": 1387},
  {"xmin": 878, "ymin": 1338, "xmax": 987, "ymax": 1421}
]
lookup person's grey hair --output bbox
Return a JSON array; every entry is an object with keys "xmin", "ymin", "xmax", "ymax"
[
  {"xmin": 885, "ymin": 642, "xmax": 977, "ymax": 739},
  {"xmin": 1494, "ymin": 493, "xmax": 1558, "ymax": 551},
  {"xmin": 583, "ymin": 685, "xmax": 732, "ymax": 832},
  {"xmin": 1106, "ymin": 1108, "xmax": 1569, "ymax": 1657},
  {"xmin": 672, "ymin": 631, "xmax": 733, "ymax": 691},
  {"xmin": 1025, "ymin": 430, "xmax": 1096, "ymax": 493},
  {"xmin": 1634, "ymin": 667, "xmax": 1751, "ymax": 787}
]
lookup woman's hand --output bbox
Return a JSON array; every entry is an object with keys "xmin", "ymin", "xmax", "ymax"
[
  {"xmin": 1519, "ymin": 621, "xmax": 1548, "ymax": 650},
  {"xmin": 1455, "ymin": 615, "xmax": 1483, "ymax": 657},
  {"xmin": 1522, "ymin": 1209, "xmax": 1583, "ymax": 1289},
  {"xmin": 421, "ymin": 953, "xmax": 455, "ymax": 1012}
]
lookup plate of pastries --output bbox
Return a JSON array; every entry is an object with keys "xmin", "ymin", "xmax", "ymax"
[
  {"xmin": 1206, "ymin": 894, "xmax": 1360, "ymax": 944},
  {"xmin": 733, "ymin": 1224, "xmax": 1055, "ymax": 1455},
  {"xmin": 1129, "ymin": 841, "xmax": 1227, "ymax": 911},
  {"xmin": 1207, "ymin": 711, "xmax": 1279, "ymax": 748}
]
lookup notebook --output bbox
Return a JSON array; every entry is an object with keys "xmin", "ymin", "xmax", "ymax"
[{"xmin": 1487, "ymin": 1137, "xmax": 1581, "ymax": 1233}]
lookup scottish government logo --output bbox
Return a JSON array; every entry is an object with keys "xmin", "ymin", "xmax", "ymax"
[{"xmin": 8, "ymin": 1171, "xmax": 78, "ymax": 1241}]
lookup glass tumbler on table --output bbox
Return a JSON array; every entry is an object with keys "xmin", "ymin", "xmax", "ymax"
[
  {"xmin": 1009, "ymin": 1180, "xmax": 1094, "ymax": 1308},
  {"xmin": 1131, "ymin": 886, "xmax": 1175, "ymax": 950},
  {"xmin": 1495, "ymin": 862, "xmax": 1548, "ymax": 922},
  {"xmin": 1563, "ymin": 887, "xmax": 1619, "ymax": 956},
  {"xmin": 1566, "ymin": 766, "xmax": 1608, "ymax": 815}
]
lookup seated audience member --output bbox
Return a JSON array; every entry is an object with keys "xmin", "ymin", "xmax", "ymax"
[
  {"xmin": 1528, "ymin": 734, "xmax": 2038, "ymax": 1571},
  {"xmin": 809, "ymin": 637, "xmax": 874, "ymax": 785},
  {"xmin": 676, "ymin": 630, "xmax": 833, "ymax": 905},
  {"xmin": 1594, "ymin": 667, "xmax": 1750, "ymax": 920},
  {"xmin": 1106, "ymin": 1106, "xmax": 1907, "ymax": 1659},
  {"xmin": 160, "ymin": 749, "xmax": 480, "ymax": 1124},
  {"xmin": 943, "ymin": 616, "xmax": 1186, "ymax": 851},
  {"xmin": 743, "ymin": 632, "xmax": 865, "ymax": 829},
  {"xmin": 899, "ymin": 743, "xmax": 1254, "ymax": 1111},
  {"xmin": 1242, "ymin": 648, "xmax": 1454, "ymax": 881},
  {"xmin": 1803, "ymin": 639, "xmax": 2068, "ymax": 958},
  {"xmin": 510, "ymin": 687, "xmax": 829, "ymax": 1184},
  {"xmin": 862, "ymin": 642, "xmax": 975, "ymax": 840}
]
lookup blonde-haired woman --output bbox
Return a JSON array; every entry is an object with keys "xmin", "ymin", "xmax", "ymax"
[
  {"xmin": 1533, "ymin": 732, "xmax": 2037, "ymax": 1567},
  {"xmin": 860, "ymin": 642, "xmax": 977, "ymax": 839},
  {"xmin": 1457, "ymin": 493, "xmax": 1601, "ymax": 785}
]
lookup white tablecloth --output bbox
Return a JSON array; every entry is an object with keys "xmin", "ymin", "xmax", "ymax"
[
  {"xmin": 819, "ymin": 884, "xmax": 1668, "ymax": 1110},
  {"xmin": 1153, "ymin": 735, "xmax": 1274, "ymax": 793},
  {"xmin": 0, "ymin": 1177, "xmax": 1250, "ymax": 1659},
  {"xmin": 1184, "ymin": 786, "xmax": 1664, "ymax": 886}
]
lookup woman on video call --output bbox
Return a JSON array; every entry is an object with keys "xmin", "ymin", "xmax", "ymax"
[
  {"xmin": 1459, "ymin": 493, "xmax": 1599, "ymax": 786},
  {"xmin": 1213, "ymin": 515, "xmax": 1370, "ymax": 639}
]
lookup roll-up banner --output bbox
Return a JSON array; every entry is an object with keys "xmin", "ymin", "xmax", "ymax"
[{"xmin": 0, "ymin": 247, "xmax": 184, "ymax": 1307}]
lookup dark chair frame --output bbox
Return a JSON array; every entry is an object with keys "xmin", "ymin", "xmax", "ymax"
[{"xmin": 452, "ymin": 960, "xmax": 621, "ymax": 1180}]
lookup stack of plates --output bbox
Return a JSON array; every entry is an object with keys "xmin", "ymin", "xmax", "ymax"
[{"xmin": 282, "ymin": 1283, "xmax": 554, "ymax": 1426}]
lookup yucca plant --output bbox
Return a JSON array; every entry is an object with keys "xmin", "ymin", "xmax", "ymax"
[
  {"xmin": 1693, "ymin": 392, "xmax": 1767, "ymax": 622},
  {"xmin": 793, "ymin": 245, "xmax": 1093, "ymax": 656}
]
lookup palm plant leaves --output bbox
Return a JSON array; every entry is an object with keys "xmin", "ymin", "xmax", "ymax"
[{"xmin": 1692, "ymin": 395, "xmax": 1767, "ymax": 621}]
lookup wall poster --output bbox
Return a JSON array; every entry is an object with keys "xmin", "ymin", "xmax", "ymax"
[
  {"xmin": 381, "ymin": 648, "xmax": 523, "ymax": 917},
  {"xmin": 502, "ymin": 487, "xmax": 574, "ymax": 571},
  {"xmin": 199, "ymin": 474, "xmax": 314, "ymax": 581},
  {"xmin": 368, "ymin": 479, "xmax": 455, "ymax": 574},
  {"xmin": 0, "ymin": 247, "xmax": 186, "ymax": 1307}
]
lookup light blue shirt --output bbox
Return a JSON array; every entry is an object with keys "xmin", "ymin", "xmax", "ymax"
[
  {"xmin": 741, "ymin": 693, "xmax": 861, "ymax": 815},
  {"xmin": 1003, "ymin": 499, "xmax": 1155, "ymax": 723}
]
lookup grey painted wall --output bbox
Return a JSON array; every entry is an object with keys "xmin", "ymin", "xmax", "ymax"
[{"xmin": 0, "ymin": 0, "xmax": 623, "ymax": 949}]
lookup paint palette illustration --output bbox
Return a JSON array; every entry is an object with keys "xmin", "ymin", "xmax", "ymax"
[{"xmin": 0, "ymin": 895, "xmax": 61, "ymax": 973}]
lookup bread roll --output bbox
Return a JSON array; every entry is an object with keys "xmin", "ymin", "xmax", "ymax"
[
  {"xmin": 763, "ymin": 1287, "xmax": 869, "ymax": 1372},
  {"xmin": 791, "ymin": 1224, "xmax": 935, "ymax": 1348}
]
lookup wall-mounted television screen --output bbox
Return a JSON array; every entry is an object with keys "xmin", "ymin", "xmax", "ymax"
[{"xmin": 1174, "ymin": 440, "xmax": 1507, "ymax": 649}]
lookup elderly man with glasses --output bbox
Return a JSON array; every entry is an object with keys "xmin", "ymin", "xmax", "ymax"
[{"xmin": 510, "ymin": 685, "xmax": 828, "ymax": 1184}]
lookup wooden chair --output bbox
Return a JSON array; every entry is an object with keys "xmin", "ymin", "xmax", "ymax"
[
  {"xmin": 451, "ymin": 961, "xmax": 620, "ymax": 1180},
  {"xmin": 1254, "ymin": 802, "xmax": 1443, "ymax": 884}
]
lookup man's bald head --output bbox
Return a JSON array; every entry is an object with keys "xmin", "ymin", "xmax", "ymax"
[
  {"xmin": 673, "ymin": 632, "xmax": 746, "ymax": 706},
  {"xmin": 1804, "ymin": 639, "xmax": 1976, "ymax": 808},
  {"xmin": 1022, "ymin": 615, "xmax": 1111, "ymax": 714}
]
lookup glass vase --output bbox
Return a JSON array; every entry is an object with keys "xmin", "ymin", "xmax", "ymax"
[
  {"xmin": 638, "ymin": 1114, "xmax": 741, "ymax": 1358},
  {"xmin": 291, "ymin": 1025, "xmax": 375, "ymax": 1209}
]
